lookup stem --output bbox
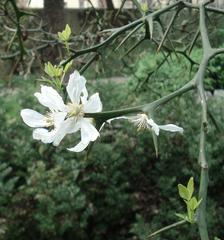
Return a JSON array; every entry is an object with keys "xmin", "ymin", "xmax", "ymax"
[
  {"xmin": 150, "ymin": 80, "xmax": 195, "ymax": 110},
  {"xmin": 196, "ymin": 1, "xmax": 213, "ymax": 239},
  {"xmin": 85, "ymin": 80, "xmax": 195, "ymax": 121},
  {"xmin": 7, "ymin": 0, "xmax": 26, "ymax": 60},
  {"xmin": 198, "ymin": 123, "xmax": 209, "ymax": 240},
  {"xmin": 147, "ymin": 220, "xmax": 187, "ymax": 239},
  {"xmin": 62, "ymin": 1, "xmax": 184, "ymax": 66}
]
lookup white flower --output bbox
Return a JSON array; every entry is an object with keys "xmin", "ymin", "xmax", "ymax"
[
  {"xmin": 63, "ymin": 71, "xmax": 102, "ymax": 152},
  {"xmin": 20, "ymin": 70, "xmax": 102, "ymax": 152},
  {"xmin": 20, "ymin": 86, "xmax": 67, "ymax": 144},
  {"xmin": 107, "ymin": 113, "xmax": 183, "ymax": 136}
]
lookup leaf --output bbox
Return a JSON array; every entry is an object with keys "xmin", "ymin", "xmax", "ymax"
[
  {"xmin": 63, "ymin": 61, "xmax": 73, "ymax": 73},
  {"xmin": 175, "ymin": 213, "xmax": 188, "ymax": 221},
  {"xmin": 65, "ymin": 24, "xmax": 71, "ymax": 38},
  {"xmin": 44, "ymin": 62, "xmax": 63, "ymax": 78},
  {"xmin": 178, "ymin": 184, "xmax": 190, "ymax": 200},
  {"xmin": 44, "ymin": 62, "xmax": 55, "ymax": 77},
  {"xmin": 39, "ymin": 76, "xmax": 52, "ymax": 85},
  {"xmin": 188, "ymin": 197, "xmax": 198, "ymax": 210},
  {"xmin": 141, "ymin": 3, "xmax": 148, "ymax": 12},
  {"xmin": 58, "ymin": 24, "xmax": 71, "ymax": 42},
  {"xmin": 187, "ymin": 177, "xmax": 194, "ymax": 199}
]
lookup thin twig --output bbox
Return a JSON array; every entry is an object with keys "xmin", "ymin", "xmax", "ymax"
[{"xmin": 147, "ymin": 220, "xmax": 187, "ymax": 239}]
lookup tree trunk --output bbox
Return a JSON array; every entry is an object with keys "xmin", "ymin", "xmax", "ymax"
[
  {"xmin": 43, "ymin": 0, "xmax": 65, "ymax": 33},
  {"xmin": 94, "ymin": 0, "xmax": 114, "ymax": 9},
  {"xmin": 106, "ymin": 0, "xmax": 115, "ymax": 9},
  {"xmin": 42, "ymin": 0, "xmax": 65, "ymax": 63}
]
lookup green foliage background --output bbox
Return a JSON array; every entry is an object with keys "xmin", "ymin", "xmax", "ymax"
[{"xmin": 0, "ymin": 48, "xmax": 224, "ymax": 240}]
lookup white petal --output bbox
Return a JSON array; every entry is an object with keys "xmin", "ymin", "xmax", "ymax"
[
  {"xmin": 107, "ymin": 116, "xmax": 129, "ymax": 124},
  {"xmin": 147, "ymin": 118, "xmax": 160, "ymax": 136},
  {"xmin": 20, "ymin": 109, "xmax": 46, "ymax": 128},
  {"xmin": 159, "ymin": 124, "xmax": 184, "ymax": 133},
  {"xmin": 52, "ymin": 118, "xmax": 81, "ymax": 146},
  {"xmin": 80, "ymin": 118, "xmax": 99, "ymax": 143},
  {"xmin": 83, "ymin": 93, "xmax": 102, "ymax": 113},
  {"xmin": 34, "ymin": 85, "xmax": 66, "ymax": 112},
  {"xmin": 66, "ymin": 70, "xmax": 87, "ymax": 104},
  {"xmin": 52, "ymin": 112, "xmax": 67, "ymax": 128},
  {"xmin": 81, "ymin": 86, "xmax": 88, "ymax": 104},
  {"xmin": 67, "ymin": 141, "xmax": 89, "ymax": 152},
  {"xmin": 33, "ymin": 128, "xmax": 56, "ymax": 143}
]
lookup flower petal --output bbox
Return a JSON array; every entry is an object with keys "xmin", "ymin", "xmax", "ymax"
[
  {"xmin": 67, "ymin": 141, "xmax": 89, "ymax": 152},
  {"xmin": 80, "ymin": 118, "xmax": 99, "ymax": 143},
  {"xmin": 20, "ymin": 109, "xmax": 46, "ymax": 128},
  {"xmin": 34, "ymin": 85, "xmax": 66, "ymax": 111},
  {"xmin": 83, "ymin": 93, "xmax": 102, "ymax": 113},
  {"xmin": 33, "ymin": 128, "xmax": 56, "ymax": 143},
  {"xmin": 52, "ymin": 112, "xmax": 67, "ymax": 128},
  {"xmin": 66, "ymin": 70, "xmax": 87, "ymax": 104},
  {"xmin": 107, "ymin": 116, "xmax": 129, "ymax": 124},
  {"xmin": 147, "ymin": 118, "xmax": 160, "ymax": 136},
  {"xmin": 159, "ymin": 124, "xmax": 184, "ymax": 133},
  {"xmin": 52, "ymin": 118, "xmax": 81, "ymax": 146},
  {"xmin": 81, "ymin": 86, "xmax": 88, "ymax": 104}
]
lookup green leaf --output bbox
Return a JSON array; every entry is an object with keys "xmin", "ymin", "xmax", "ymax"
[
  {"xmin": 178, "ymin": 184, "xmax": 190, "ymax": 200},
  {"xmin": 58, "ymin": 24, "xmax": 71, "ymax": 42},
  {"xmin": 141, "ymin": 3, "xmax": 148, "ymax": 12},
  {"xmin": 175, "ymin": 213, "xmax": 188, "ymax": 221},
  {"xmin": 187, "ymin": 177, "xmax": 194, "ymax": 199},
  {"xmin": 54, "ymin": 67, "xmax": 63, "ymax": 77},
  {"xmin": 65, "ymin": 24, "xmax": 71, "ymax": 38},
  {"xmin": 44, "ymin": 62, "xmax": 63, "ymax": 78},
  {"xmin": 44, "ymin": 62, "xmax": 55, "ymax": 77},
  {"xmin": 39, "ymin": 76, "xmax": 52, "ymax": 85},
  {"xmin": 63, "ymin": 61, "xmax": 72, "ymax": 73},
  {"xmin": 188, "ymin": 197, "xmax": 198, "ymax": 210}
]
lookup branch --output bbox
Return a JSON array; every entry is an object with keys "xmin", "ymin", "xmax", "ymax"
[
  {"xmin": 147, "ymin": 220, "xmax": 187, "ymax": 239},
  {"xmin": 85, "ymin": 80, "xmax": 195, "ymax": 121},
  {"xmin": 184, "ymin": 2, "xmax": 224, "ymax": 14},
  {"xmin": 61, "ymin": 1, "xmax": 185, "ymax": 66},
  {"xmin": 195, "ymin": 1, "xmax": 220, "ymax": 239},
  {"xmin": 5, "ymin": 0, "xmax": 26, "ymax": 59}
]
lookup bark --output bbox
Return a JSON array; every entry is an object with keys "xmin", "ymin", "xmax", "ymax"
[
  {"xmin": 43, "ymin": 0, "xmax": 65, "ymax": 33},
  {"xmin": 106, "ymin": 0, "xmax": 115, "ymax": 9}
]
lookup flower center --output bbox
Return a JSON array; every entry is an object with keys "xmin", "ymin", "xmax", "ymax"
[
  {"xmin": 67, "ymin": 103, "xmax": 84, "ymax": 118},
  {"xmin": 44, "ymin": 113, "xmax": 54, "ymax": 127},
  {"xmin": 130, "ymin": 113, "xmax": 150, "ymax": 131}
]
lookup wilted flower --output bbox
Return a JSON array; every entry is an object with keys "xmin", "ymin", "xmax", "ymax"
[
  {"xmin": 21, "ymin": 70, "xmax": 102, "ymax": 152},
  {"xmin": 129, "ymin": 113, "xmax": 183, "ymax": 135},
  {"xmin": 107, "ymin": 113, "xmax": 183, "ymax": 136}
]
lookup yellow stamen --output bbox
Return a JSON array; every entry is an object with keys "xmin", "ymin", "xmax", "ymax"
[
  {"xmin": 44, "ymin": 113, "xmax": 54, "ymax": 127},
  {"xmin": 67, "ymin": 103, "xmax": 84, "ymax": 118}
]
